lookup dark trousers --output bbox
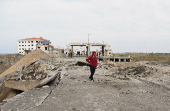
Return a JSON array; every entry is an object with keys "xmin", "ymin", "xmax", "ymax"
[{"xmin": 89, "ymin": 65, "xmax": 96, "ymax": 80}]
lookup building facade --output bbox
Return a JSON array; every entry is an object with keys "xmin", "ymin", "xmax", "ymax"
[
  {"xmin": 36, "ymin": 40, "xmax": 53, "ymax": 53},
  {"xmin": 18, "ymin": 37, "xmax": 46, "ymax": 55}
]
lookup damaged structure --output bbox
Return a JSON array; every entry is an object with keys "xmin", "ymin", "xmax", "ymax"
[
  {"xmin": 18, "ymin": 37, "xmax": 46, "ymax": 55},
  {"xmin": 98, "ymin": 55, "xmax": 132, "ymax": 62},
  {"xmin": 36, "ymin": 40, "xmax": 54, "ymax": 53},
  {"xmin": 18, "ymin": 37, "xmax": 55, "ymax": 55},
  {"xmin": 65, "ymin": 42, "xmax": 112, "ymax": 57},
  {"xmin": 65, "ymin": 42, "xmax": 131, "ymax": 62}
]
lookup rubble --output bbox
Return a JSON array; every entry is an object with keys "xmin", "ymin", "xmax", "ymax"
[
  {"xmin": 1, "ymin": 58, "xmax": 170, "ymax": 111},
  {"xmin": 3, "ymin": 58, "xmax": 64, "ymax": 91},
  {"xmin": 1, "ymin": 51, "xmax": 170, "ymax": 111},
  {"xmin": 0, "ymin": 49, "xmax": 50, "ymax": 78}
]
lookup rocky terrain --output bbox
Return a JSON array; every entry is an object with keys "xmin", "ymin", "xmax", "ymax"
[{"xmin": 0, "ymin": 51, "xmax": 170, "ymax": 111}]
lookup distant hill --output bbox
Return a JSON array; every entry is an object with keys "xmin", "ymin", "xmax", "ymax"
[
  {"xmin": 0, "ymin": 53, "xmax": 15, "ymax": 55},
  {"xmin": 0, "ymin": 54, "xmax": 24, "ymax": 74}
]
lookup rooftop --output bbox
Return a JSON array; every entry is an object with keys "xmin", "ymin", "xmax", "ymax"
[{"xmin": 20, "ymin": 37, "xmax": 46, "ymax": 41}]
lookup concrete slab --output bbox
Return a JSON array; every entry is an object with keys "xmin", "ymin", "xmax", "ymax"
[
  {"xmin": 0, "ymin": 87, "xmax": 53, "ymax": 111},
  {"xmin": 4, "ymin": 80, "xmax": 42, "ymax": 91}
]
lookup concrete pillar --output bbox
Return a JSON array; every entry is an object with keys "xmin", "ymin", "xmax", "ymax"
[
  {"xmin": 102, "ymin": 46, "xmax": 104, "ymax": 56},
  {"xmin": 71, "ymin": 46, "xmax": 73, "ymax": 57},
  {"xmin": 88, "ymin": 45, "xmax": 90, "ymax": 56},
  {"xmin": 104, "ymin": 50, "xmax": 107, "ymax": 56},
  {"xmin": 86, "ymin": 46, "xmax": 88, "ymax": 56},
  {"xmin": 71, "ymin": 46, "xmax": 73, "ymax": 51}
]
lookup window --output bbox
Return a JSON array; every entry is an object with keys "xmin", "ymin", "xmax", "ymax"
[
  {"xmin": 22, "ymin": 48, "xmax": 24, "ymax": 50},
  {"xmin": 25, "ymin": 48, "xmax": 26, "ymax": 50},
  {"xmin": 28, "ymin": 48, "xmax": 30, "ymax": 50},
  {"xmin": 19, "ymin": 48, "xmax": 21, "ymax": 50},
  {"xmin": 36, "ymin": 41, "xmax": 38, "ymax": 43},
  {"xmin": 31, "ymin": 41, "xmax": 33, "ymax": 43},
  {"xmin": 45, "ymin": 47, "xmax": 48, "ymax": 50},
  {"xmin": 19, "ymin": 45, "xmax": 21, "ymax": 46},
  {"xmin": 19, "ymin": 42, "xmax": 20, "ymax": 43},
  {"xmin": 28, "ymin": 41, "xmax": 30, "ymax": 43},
  {"xmin": 32, "ymin": 48, "xmax": 33, "ymax": 50},
  {"xmin": 25, "ymin": 45, "xmax": 26, "ymax": 46},
  {"xmin": 28, "ymin": 45, "xmax": 30, "ymax": 46},
  {"xmin": 22, "ymin": 41, "xmax": 24, "ymax": 43},
  {"xmin": 32, "ymin": 44, "xmax": 34, "ymax": 46},
  {"xmin": 22, "ymin": 45, "xmax": 24, "ymax": 46},
  {"xmin": 19, "ymin": 52, "xmax": 21, "ymax": 53},
  {"xmin": 25, "ymin": 41, "xmax": 26, "ymax": 43}
]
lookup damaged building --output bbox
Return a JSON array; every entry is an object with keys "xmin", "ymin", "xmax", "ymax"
[
  {"xmin": 65, "ymin": 42, "xmax": 112, "ymax": 57},
  {"xmin": 18, "ymin": 37, "xmax": 47, "ymax": 55},
  {"xmin": 36, "ymin": 40, "xmax": 54, "ymax": 53}
]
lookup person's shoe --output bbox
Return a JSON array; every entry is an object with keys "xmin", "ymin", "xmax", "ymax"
[
  {"xmin": 89, "ymin": 77, "xmax": 92, "ymax": 80},
  {"xmin": 91, "ymin": 79, "xmax": 95, "ymax": 82}
]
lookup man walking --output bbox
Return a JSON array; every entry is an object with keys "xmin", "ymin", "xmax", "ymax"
[{"xmin": 86, "ymin": 51, "xmax": 98, "ymax": 82}]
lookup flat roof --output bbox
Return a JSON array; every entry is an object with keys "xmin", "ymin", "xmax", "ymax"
[{"xmin": 19, "ymin": 37, "xmax": 46, "ymax": 41}]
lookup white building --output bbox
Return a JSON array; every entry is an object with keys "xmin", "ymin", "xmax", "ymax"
[{"xmin": 18, "ymin": 37, "xmax": 46, "ymax": 55}]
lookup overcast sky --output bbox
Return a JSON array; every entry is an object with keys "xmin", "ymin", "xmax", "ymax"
[{"xmin": 0, "ymin": 0, "xmax": 170, "ymax": 53}]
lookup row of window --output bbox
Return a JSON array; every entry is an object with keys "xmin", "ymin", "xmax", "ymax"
[
  {"xmin": 19, "ymin": 41, "xmax": 39, "ymax": 43},
  {"xmin": 19, "ymin": 48, "xmax": 34, "ymax": 50},
  {"xmin": 19, "ymin": 44, "xmax": 34, "ymax": 46}
]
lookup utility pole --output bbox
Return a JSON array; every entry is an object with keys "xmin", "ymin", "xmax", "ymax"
[
  {"xmin": 88, "ymin": 34, "xmax": 90, "ymax": 57},
  {"xmin": 88, "ymin": 34, "xmax": 90, "ymax": 44}
]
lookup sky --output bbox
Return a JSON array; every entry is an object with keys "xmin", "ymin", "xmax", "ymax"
[{"xmin": 0, "ymin": 0, "xmax": 170, "ymax": 53}]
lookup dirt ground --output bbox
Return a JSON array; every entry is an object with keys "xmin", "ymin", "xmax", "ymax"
[
  {"xmin": 1, "ymin": 58, "xmax": 170, "ymax": 111},
  {"xmin": 0, "ymin": 54, "xmax": 23, "ymax": 74}
]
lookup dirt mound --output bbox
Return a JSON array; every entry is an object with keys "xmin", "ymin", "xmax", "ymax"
[
  {"xmin": 0, "ymin": 54, "xmax": 23, "ymax": 74},
  {"xmin": 0, "ymin": 50, "xmax": 50, "ymax": 78}
]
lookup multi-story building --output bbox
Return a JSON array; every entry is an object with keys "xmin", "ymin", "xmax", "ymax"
[{"xmin": 18, "ymin": 37, "xmax": 46, "ymax": 55}]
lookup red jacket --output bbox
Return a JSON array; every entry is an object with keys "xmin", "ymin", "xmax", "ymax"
[{"xmin": 86, "ymin": 51, "xmax": 98, "ymax": 68}]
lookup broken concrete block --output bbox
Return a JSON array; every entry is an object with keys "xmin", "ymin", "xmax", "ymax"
[
  {"xmin": 36, "ymin": 71, "xmax": 60, "ymax": 87},
  {"xmin": 76, "ymin": 61, "xmax": 90, "ymax": 66},
  {"xmin": 16, "ymin": 65, "xmax": 25, "ymax": 72},
  {"xmin": 4, "ymin": 80, "xmax": 43, "ymax": 91}
]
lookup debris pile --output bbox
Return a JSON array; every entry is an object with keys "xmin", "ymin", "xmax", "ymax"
[
  {"xmin": 3, "ymin": 58, "xmax": 65, "ymax": 91},
  {"xmin": 110, "ymin": 62, "xmax": 165, "ymax": 79},
  {"xmin": 95, "ymin": 61, "xmax": 169, "ymax": 80},
  {"xmin": 5, "ymin": 63, "xmax": 47, "ymax": 81},
  {"xmin": 0, "ymin": 49, "xmax": 50, "ymax": 78}
]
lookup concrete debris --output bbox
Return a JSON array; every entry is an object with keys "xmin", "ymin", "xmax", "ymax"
[
  {"xmin": 76, "ymin": 61, "xmax": 90, "ymax": 66},
  {"xmin": 0, "ymin": 49, "xmax": 50, "ymax": 78},
  {"xmin": 0, "ymin": 56, "xmax": 170, "ymax": 111},
  {"xmin": 16, "ymin": 65, "xmax": 25, "ymax": 72},
  {"xmin": 36, "ymin": 71, "xmax": 60, "ymax": 87},
  {"xmin": 42, "ymin": 85, "xmax": 49, "ymax": 88},
  {"xmin": 3, "ymin": 57, "xmax": 65, "ymax": 91}
]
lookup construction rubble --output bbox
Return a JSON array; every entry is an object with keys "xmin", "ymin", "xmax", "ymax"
[{"xmin": 0, "ymin": 50, "xmax": 170, "ymax": 110}]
